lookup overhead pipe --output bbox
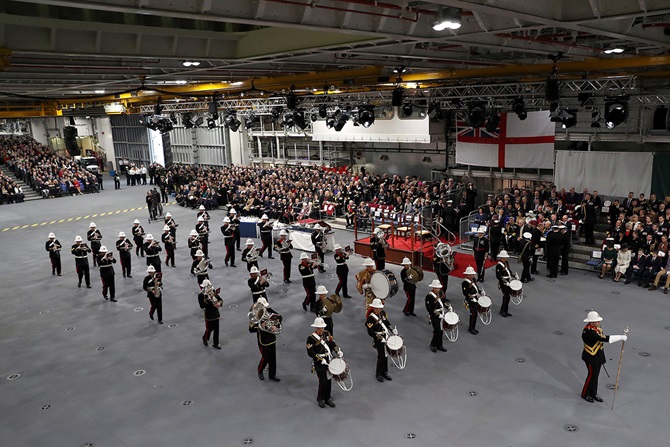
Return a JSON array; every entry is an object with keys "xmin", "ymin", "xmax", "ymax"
[
  {"xmin": 496, "ymin": 33, "xmax": 604, "ymax": 53},
  {"xmin": 264, "ymin": 0, "xmax": 419, "ymax": 22}
]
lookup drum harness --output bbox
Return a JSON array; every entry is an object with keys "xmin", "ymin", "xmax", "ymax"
[
  {"xmin": 310, "ymin": 332, "xmax": 334, "ymax": 375},
  {"xmin": 463, "ymin": 279, "xmax": 479, "ymax": 310},
  {"xmin": 498, "ymin": 262, "xmax": 512, "ymax": 290},
  {"xmin": 369, "ymin": 312, "xmax": 392, "ymax": 347}
]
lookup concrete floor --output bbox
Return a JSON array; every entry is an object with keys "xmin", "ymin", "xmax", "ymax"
[{"xmin": 0, "ymin": 185, "xmax": 668, "ymax": 447}]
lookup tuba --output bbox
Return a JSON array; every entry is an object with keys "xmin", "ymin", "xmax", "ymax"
[
  {"xmin": 194, "ymin": 257, "xmax": 211, "ymax": 275},
  {"xmin": 248, "ymin": 302, "xmax": 282, "ymax": 334},
  {"xmin": 435, "ymin": 242, "xmax": 455, "ymax": 271},
  {"xmin": 246, "ymin": 247, "xmax": 259, "ymax": 263}
]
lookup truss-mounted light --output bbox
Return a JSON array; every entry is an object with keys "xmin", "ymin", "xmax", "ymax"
[
  {"xmin": 604, "ymin": 96, "xmax": 629, "ymax": 129},
  {"xmin": 358, "ymin": 106, "xmax": 375, "ymax": 128},
  {"xmin": 467, "ymin": 102, "xmax": 487, "ymax": 128},
  {"xmin": 433, "ymin": 7, "xmax": 462, "ymax": 31},
  {"xmin": 486, "ymin": 109, "xmax": 500, "ymax": 133}
]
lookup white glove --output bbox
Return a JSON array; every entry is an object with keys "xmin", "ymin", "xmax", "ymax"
[
  {"xmin": 392, "ymin": 328, "xmax": 398, "ymax": 335},
  {"xmin": 407, "ymin": 275, "xmax": 413, "ymax": 280},
  {"xmin": 320, "ymin": 359, "xmax": 328, "ymax": 366},
  {"xmin": 337, "ymin": 350, "xmax": 344, "ymax": 358},
  {"xmin": 362, "ymin": 284, "xmax": 371, "ymax": 290},
  {"xmin": 609, "ymin": 335, "xmax": 627, "ymax": 343}
]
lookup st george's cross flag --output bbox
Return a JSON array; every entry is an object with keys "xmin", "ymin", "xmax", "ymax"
[{"xmin": 455, "ymin": 110, "xmax": 555, "ymax": 169}]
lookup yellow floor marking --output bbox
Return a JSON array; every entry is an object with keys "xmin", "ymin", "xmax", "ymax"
[
  {"xmin": 91, "ymin": 214, "xmax": 98, "ymax": 218},
  {"xmin": 21, "ymin": 225, "xmax": 29, "ymax": 228},
  {"xmin": 30, "ymin": 223, "xmax": 38, "ymax": 227},
  {"xmin": 11, "ymin": 226, "xmax": 20, "ymax": 230},
  {"xmin": 49, "ymin": 220, "xmax": 56, "ymax": 224},
  {"xmin": 58, "ymin": 219, "xmax": 65, "ymax": 223},
  {"xmin": 40, "ymin": 222, "xmax": 48, "ymax": 225},
  {"xmin": 66, "ymin": 218, "xmax": 73, "ymax": 222},
  {"xmin": 75, "ymin": 217, "xmax": 82, "ymax": 220},
  {"xmin": 2, "ymin": 228, "xmax": 9, "ymax": 232}
]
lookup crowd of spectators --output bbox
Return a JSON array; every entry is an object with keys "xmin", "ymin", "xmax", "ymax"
[{"xmin": 0, "ymin": 136, "xmax": 100, "ymax": 201}]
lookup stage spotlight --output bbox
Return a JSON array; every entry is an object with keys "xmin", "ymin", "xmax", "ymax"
[
  {"xmin": 182, "ymin": 112, "xmax": 194, "ymax": 128},
  {"xmin": 282, "ymin": 113, "xmax": 294, "ymax": 128},
  {"xmin": 318, "ymin": 105, "xmax": 328, "ymax": 118},
  {"xmin": 292, "ymin": 109, "xmax": 306, "ymax": 130},
  {"xmin": 271, "ymin": 107, "xmax": 283, "ymax": 122},
  {"xmin": 310, "ymin": 114, "xmax": 318, "ymax": 123},
  {"xmin": 392, "ymin": 87, "xmax": 404, "ymax": 107},
  {"xmin": 467, "ymin": 102, "xmax": 487, "ymax": 128},
  {"xmin": 432, "ymin": 6, "xmax": 462, "ymax": 31},
  {"xmin": 224, "ymin": 110, "xmax": 241, "ymax": 132},
  {"xmin": 326, "ymin": 116, "xmax": 336, "ymax": 129},
  {"xmin": 393, "ymin": 65, "xmax": 407, "ymax": 74},
  {"xmin": 486, "ymin": 110, "xmax": 500, "ymax": 133},
  {"xmin": 334, "ymin": 113, "xmax": 349, "ymax": 132},
  {"xmin": 244, "ymin": 113, "xmax": 259, "ymax": 130},
  {"xmin": 402, "ymin": 102, "xmax": 414, "ymax": 117},
  {"xmin": 560, "ymin": 110, "xmax": 577, "ymax": 129},
  {"xmin": 169, "ymin": 112, "xmax": 178, "ymax": 124},
  {"xmin": 194, "ymin": 116, "xmax": 204, "ymax": 127},
  {"xmin": 591, "ymin": 110, "xmax": 602, "ymax": 128},
  {"xmin": 545, "ymin": 78, "xmax": 560, "ymax": 102},
  {"xmin": 286, "ymin": 93, "xmax": 298, "ymax": 110},
  {"xmin": 206, "ymin": 117, "xmax": 217, "ymax": 129},
  {"xmin": 604, "ymin": 97, "xmax": 628, "ymax": 129},
  {"xmin": 358, "ymin": 106, "xmax": 375, "ymax": 128},
  {"xmin": 512, "ymin": 97, "xmax": 527, "ymax": 120}
]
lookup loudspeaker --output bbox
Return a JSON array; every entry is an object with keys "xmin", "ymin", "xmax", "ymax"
[
  {"xmin": 652, "ymin": 106, "xmax": 668, "ymax": 130},
  {"xmin": 545, "ymin": 78, "xmax": 560, "ymax": 102}
]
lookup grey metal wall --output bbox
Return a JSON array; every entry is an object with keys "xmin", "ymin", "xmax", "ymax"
[{"xmin": 110, "ymin": 114, "xmax": 151, "ymax": 166}]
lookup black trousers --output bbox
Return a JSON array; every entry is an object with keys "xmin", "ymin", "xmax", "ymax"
[
  {"xmin": 374, "ymin": 257, "xmax": 385, "ymax": 270},
  {"xmin": 76, "ymin": 262, "xmax": 90, "ymax": 286},
  {"xmin": 149, "ymin": 296, "xmax": 162, "ymax": 321},
  {"xmin": 315, "ymin": 364, "xmax": 332, "ymax": 402},
  {"xmin": 50, "ymin": 253, "xmax": 61, "ymax": 275},
  {"xmin": 196, "ymin": 273, "xmax": 209, "ymax": 286},
  {"xmin": 119, "ymin": 252, "xmax": 132, "ymax": 276},
  {"xmin": 91, "ymin": 242, "xmax": 101, "ymax": 266},
  {"xmin": 335, "ymin": 266, "xmax": 349, "ymax": 296},
  {"xmin": 258, "ymin": 342, "xmax": 277, "ymax": 379},
  {"xmin": 581, "ymin": 361, "xmax": 602, "ymax": 398},
  {"xmin": 315, "ymin": 247, "xmax": 325, "ymax": 271},
  {"xmin": 532, "ymin": 254, "xmax": 540, "ymax": 274},
  {"xmin": 436, "ymin": 272, "xmax": 449, "ymax": 291},
  {"xmin": 521, "ymin": 257, "xmax": 532, "ymax": 281},
  {"xmin": 165, "ymin": 247, "xmax": 175, "ymax": 267},
  {"xmin": 500, "ymin": 285, "xmax": 511, "ymax": 314},
  {"xmin": 281, "ymin": 254, "xmax": 292, "ymax": 280},
  {"xmin": 259, "ymin": 236, "xmax": 273, "ymax": 257},
  {"xmin": 468, "ymin": 301, "xmax": 478, "ymax": 331},
  {"xmin": 234, "ymin": 232, "xmax": 241, "ymax": 250},
  {"xmin": 403, "ymin": 288, "xmax": 415, "ymax": 314},
  {"xmin": 584, "ymin": 222, "xmax": 595, "ymax": 244},
  {"xmin": 134, "ymin": 238, "xmax": 145, "ymax": 257},
  {"xmin": 490, "ymin": 240, "xmax": 501, "ymax": 260},
  {"xmin": 547, "ymin": 255, "xmax": 560, "ymax": 277},
  {"xmin": 374, "ymin": 339, "xmax": 388, "ymax": 377},
  {"xmin": 101, "ymin": 271, "xmax": 115, "ymax": 299},
  {"xmin": 199, "ymin": 235, "xmax": 209, "ymax": 258},
  {"xmin": 430, "ymin": 316, "xmax": 443, "ymax": 349},
  {"xmin": 146, "ymin": 255, "xmax": 161, "ymax": 272},
  {"xmin": 303, "ymin": 281, "xmax": 316, "ymax": 310},
  {"xmin": 474, "ymin": 251, "xmax": 486, "ymax": 280},
  {"xmin": 204, "ymin": 319, "xmax": 219, "ymax": 346},
  {"xmin": 560, "ymin": 251, "xmax": 570, "ymax": 274},
  {"xmin": 225, "ymin": 242, "xmax": 235, "ymax": 265}
]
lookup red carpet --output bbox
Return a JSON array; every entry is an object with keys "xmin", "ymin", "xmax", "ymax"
[{"xmin": 449, "ymin": 253, "xmax": 497, "ymax": 278}]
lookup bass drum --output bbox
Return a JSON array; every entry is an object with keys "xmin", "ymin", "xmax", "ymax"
[{"xmin": 370, "ymin": 270, "xmax": 399, "ymax": 299}]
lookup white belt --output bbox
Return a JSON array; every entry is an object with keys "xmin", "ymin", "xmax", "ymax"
[
  {"xmin": 302, "ymin": 274, "xmax": 314, "ymax": 278},
  {"xmin": 147, "ymin": 254, "xmax": 159, "ymax": 257},
  {"xmin": 252, "ymin": 291, "xmax": 265, "ymax": 295},
  {"xmin": 100, "ymin": 265, "xmax": 112, "ymax": 268},
  {"xmin": 75, "ymin": 256, "xmax": 87, "ymax": 259}
]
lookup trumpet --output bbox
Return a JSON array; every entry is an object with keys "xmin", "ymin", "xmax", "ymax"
[
  {"xmin": 151, "ymin": 272, "xmax": 163, "ymax": 298},
  {"xmin": 49, "ymin": 241, "xmax": 62, "ymax": 252},
  {"xmin": 246, "ymin": 248, "xmax": 259, "ymax": 263},
  {"xmin": 119, "ymin": 240, "xmax": 131, "ymax": 251},
  {"xmin": 344, "ymin": 245, "xmax": 354, "ymax": 255}
]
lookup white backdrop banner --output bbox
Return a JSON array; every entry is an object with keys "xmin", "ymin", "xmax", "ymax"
[{"xmin": 554, "ymin": 151, "xmax": 652, "ymax": 198}]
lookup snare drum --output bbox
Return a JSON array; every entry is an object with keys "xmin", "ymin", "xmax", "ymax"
[
  {"xmin": 328, "ymin": 358, "xmax": 353, "ymax": 391},
  {"xmin": 370, "ymin": 270, "xmax": 399, "ymax": 299},
  {"xmin": 508, "ymin": 279, "xmax": 524, "ymax": 305},
  {"xmin": 442, "ymin": 311, "xmax": 459, "ymax": 342},
  {"xmin": 385, "ymin": 335, "xmax": 407, "ymax": 370},
  {"xmin": 476, "ymin": 295, "xmax": 492, "ymax": 325}
]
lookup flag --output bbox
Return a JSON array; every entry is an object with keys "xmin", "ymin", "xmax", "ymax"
[{"xmin": 456, "ymin": 110, "xmax": 555, "ymax": 169}]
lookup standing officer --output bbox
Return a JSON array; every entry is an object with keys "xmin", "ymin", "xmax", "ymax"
[
  {"xmin": 142, "ymin": 265, "xmax": 163, "ymax": 323},
  {"xmin": 580, "ymin": 310, "xmax": 628, "ymax": 403},
  {"xmin": 87, "ymin": 222, "xmax": 103, "ymax": 267},
  {"xmin": 274, "ymin": 230, "xmax": 293, "ymax": 283},
  {"xmin": 115, "ymin": 232, "xmax": 133, "ymax": 278},
  {"xmin": 370, "ymin": 228, "xmax": 387, "ymax": 270},
  {"xmin": 545, "ymin": 225, "xmax": 563, "ymax": 278},
  {"xmin": 299, "ymin": 252, "xmax": 317, "ymax": 312},
  {"xmin": 520, "ymin": 232, "xmax": 534, "ymax": 283},
  {"xmin": 248, "ymin": 266, "xmax": 269, "ymax": 303},
  {"xmin": 433, "ymin": 247, "xmax": 452, "ymax": 291},
  {"xmin": 71, "ymin": 235, "xmax": 92, "ymax": 288},
  {"xmin": 97, "ymin": 246, "xmax": 117, "ymax": 302},
  {"xmin": 581, "ymin": 193, "xmax": 597, "ymax": 245},
  {"xmin": 201, "ymin": 280, "xmax": 222, "ymax": 349},
  {"xmin": 249, "ymin": 297, "xmax": 281, "ymax": 381},
  {"xmin": 425, "ymin": 279, "xmax": 448, "ymax": 352},
  {"xmin": 187, "ymin": 229, "xmax": 201, "ymax": 260},
  {"xmin": 314, "ymin": 285, "xmax": 335, "ymax": 335},
  {"xmin": 229, "ymin": 208, "xmax": 241, "ymax": 251},
  {"xmin": 143, "ymin": 234, "xmax": 162, "ymax": 273},
  {"xmin": 495, "ymin": 250, "xmax": 514, "ymax": 317},
  {"xmin": 132, "ymin": 219, "xmax": 145, "ymax": 258},
  {"xmin": 161, "ymin": 225, "xmax": 176, "ymax": 268},
  {"xmin": 242, "ymin": 239, "xmax": 260, "ymax": 272},
  {"xmin": 311, "ymin": 227, "xmax": 325, "ymax": 271},
  {"xmin": 473, "ymin": 227, "xmax": 489, "ymax": 282},
  {"xmin": 530, "ymin": 221, "xmax": 543, "ymax": 274},
  {"xmin": 221, "ymin": 217, "xmax": 236, "ymax": 267},
  {"xmin": 333, "ymin": 244, "xmax": 351, "ymax": 297},
  {"xmin": 559, "ymin": 223, "xmax": 571, "ymax": 275},
  {"xmin": 45, "ymin": 232, "xmax": 62, "ymax": 276},
  {"xmin": 191, "ymin": 249, "xmax": 212, "ymax": 286},
  {"xmin": 400, "ymin": 257, "xmax": 417, "ymax": 317},
  {"xmin": 366, "ymin": 298, "xmax": 396, "ymax": 382},
  {"xmin": 462, "ymin": 266, "xmax": 480, "ymax": 335},
  {"xmin": 195, "ymin": 216, "xmax": 210, "ymax": 258},
  {"xmin": 258, "ymin": 214, "xmax": 275, "ymax": 259},
  {"xmin": 489, "ymin": 219, "xmax": 504, "ymax": 261},
  {"xmin": 306, "ymin": 317, "xmax": 342, "ymax": 408}
]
